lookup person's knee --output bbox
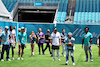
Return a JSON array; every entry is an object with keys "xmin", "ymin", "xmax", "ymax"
[{"xmin": 71, "ymin": 53, "xmax": 73, "ymax": 57}]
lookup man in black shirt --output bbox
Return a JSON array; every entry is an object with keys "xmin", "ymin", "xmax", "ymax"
[{"xmin": 44, "ymin": 29, "xmax": 52, "ymax": 54}]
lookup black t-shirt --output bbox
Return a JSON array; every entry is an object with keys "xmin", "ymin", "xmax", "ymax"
[{"xmin": 45, "ymin": 33, "xmax": 50, "ymax": 43}]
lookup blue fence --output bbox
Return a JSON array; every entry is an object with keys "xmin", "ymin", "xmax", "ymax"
[{"xmin": 0, "ymin": 21, "xmax": 99, "ymax": 44}]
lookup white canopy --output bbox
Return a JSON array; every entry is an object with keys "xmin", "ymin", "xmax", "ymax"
[{"xmin": 0, "ymin": 0, "xmax": 12, "ymax": 19}]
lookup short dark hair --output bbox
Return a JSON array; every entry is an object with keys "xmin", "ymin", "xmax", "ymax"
[
  {"xmin": 85, "ymin": 27, "xmax": 89, "ymax": 30},
  {"xmin": 62, "ymin": 29, "xmax": 65, "ymax": 31}
]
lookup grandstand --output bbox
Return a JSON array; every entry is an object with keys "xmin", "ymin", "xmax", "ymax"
[
  {"xmin": 0, "ymin": 0, "xmax": 100, "ymax": 24},
  {"xmin": 74, "ymin": 0, "xmax": 100, "ymax": 24}
]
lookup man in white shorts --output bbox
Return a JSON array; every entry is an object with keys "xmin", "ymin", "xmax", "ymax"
[{"xmin": 50, "ymin": 28, "xmax": 61, "ymax": 61}]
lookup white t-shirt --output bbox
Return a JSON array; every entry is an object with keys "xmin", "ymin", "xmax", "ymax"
[
  {"xmin": 51, "ymin": 32, "xmax": 61, "ymax": 46},
  {"xmin": 10, "ymin": 29, "xmax": 16, "ymax": 44}
]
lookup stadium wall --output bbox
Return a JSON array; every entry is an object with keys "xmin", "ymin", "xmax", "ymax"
[{"xmin": 0, "ymin": 21, "xmax": 99, "ymax": 44}]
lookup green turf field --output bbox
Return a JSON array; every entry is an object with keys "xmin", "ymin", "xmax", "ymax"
[{"xmin": 0, "ymin": 43, "xmax": 100, "ymax": 67}]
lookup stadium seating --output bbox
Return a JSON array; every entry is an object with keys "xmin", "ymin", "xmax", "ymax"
[
  {"xmin": 74, "ymin": 0, "xmax": 100, "ymax": 24},
  {"xmin": 1, "ymin": 0, "xmax": 69, "ymax": 23},
  {"xmin": 2, "ymin": 0, "xmax": 17, "ymax": 12}
]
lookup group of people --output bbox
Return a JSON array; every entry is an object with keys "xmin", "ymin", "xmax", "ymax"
[{"xmin": 0, "ymin": 26, "xmax": 100, "ymax": 66}]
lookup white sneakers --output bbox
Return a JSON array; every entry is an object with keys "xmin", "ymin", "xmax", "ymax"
[
  {"xmin": 53, "ymin": 59, "xmax": 55, "ymax": 61},
  {"xmin": 91, "ymin": 59, "xmax": 94, "ymax": 62},
  {"xmin": 58, "ymin": 59, "xmax": 61, "ymax": 61},
  {"xmin": 1, "ymin": 59, "xmax": 4, "ymax": 61},
  {"xmin": 53, "ymin": 59, "xmax": 61, "ymax": 61},
  {"xmin": 18, "ymin": 57, "xmax": 24, "ymax": 60},
  {"xmin": 63, "ymin": 55, "xmax": 66, "ymax": 57},
  {"xmin": 73, "ymin": 63, "xmax": 75, "ymax": 65},
  {"xmin": 7, "ymin": 59, "xmax": 11, "ymax": 61},
  {"xmin": 20, "ymin": 57, "xmax": 24, "ymax": 60},
  {"xmin": 98, "ymin": 56, "xmax": 100, "ymax": 59},
  {"xmin": 1, "ymin": 59, "xmax": 11, "ymax": 61},
  {"xmin": 65, "ymin": 62, "xmax": 75, "ymax": 65},
  {"xmin": 18, "ymin": 57, "xmax": 20, "ymax": 60},
  {"xmin": 12, "ymin": 57, "xmax": 15, "ymax": 60},
  {"xmin": 65, "ymin": 61, "xmax": 69, "ymax": 65}
]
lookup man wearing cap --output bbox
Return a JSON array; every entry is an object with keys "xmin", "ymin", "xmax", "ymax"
[
  {"xmin": 44, "ymin": 29, "xmax": 52, "ymax": 54},
  {"xmin": 65, "ymin": 32, "xmax": 75, "ymax": 65},
  {"xmin": 50, "ymin": 28, "xmax": 61, "ymax": 61},
  {"xmin": 60, "ymin": 29, "xmax": 67, "ymax": 57},
  {"xmin": 18, "ymin": 27, "xmax": 27, "ymax": 60},
  {"xmin": 36, "ymin": 28, "xmax": 45, "ymax": 55},
  {"xmin": 1, "ymin": 26, "xmax": 11, "ymax": 61},
  {"xmin": 82, "ymin": 27, "xmax": 93, "ymax": 62}
]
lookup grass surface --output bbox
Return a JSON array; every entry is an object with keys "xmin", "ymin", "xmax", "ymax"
[{"xmin": 0, "ymin": 43, "xmax": 100, "ymax": 67}]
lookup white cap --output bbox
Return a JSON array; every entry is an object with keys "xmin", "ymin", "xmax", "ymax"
[
  {"xmin": 5, "ymin": 26, "xmax": 9, "ymax": 29},
  {"xmin": 68, "ymin": 32, "xmax": 72, "ymax": 35}
]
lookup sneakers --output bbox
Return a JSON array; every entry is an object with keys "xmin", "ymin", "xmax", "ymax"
[
  {"xmin": 98, "ymin": 56, "xmax": 100, "ymax": 59},
  {"xmin": 53, "ymin": 59, "xmax": 55, "ymax": 61},
  {"xmin": 65, "ymin": 61, "xmax": 69, "ymax": 65},
  {"xmin": 1, "ymin": 59, "xmax": 4, "ymax": 61},
  {"xmin": 73, "ymin": 63, "xmax": 75, "ymax": 65},
  {"xmin": 18, "ymin": 57, "xmax": 20, "ymax": 60},
  {"xmin": 12, "ymin": 57, "xmax": 15, "ymax": 60},
  {"xmin": 58, "ymin": 59, "xmax": 61, "ymax": 61},
  {"xmin": 63, "ymin": 55, "xmax": 66, "ymax": 57},
  {"xmin": 20, "ymin": 57, "xmax": 24, "ymax": 60},
  {"xmin": 91, "ymin": 59, "xmax": 93, "ymax": 62},
  {"xmin": 7, "ymin": 59, "xmax": 11, "ymax": 61}
]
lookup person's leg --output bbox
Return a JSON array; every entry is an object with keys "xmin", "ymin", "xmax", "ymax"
[
  {"xmin": 48, "ymin": 43, "xmax": 52, "ymax": 54},
  {"xmin": 66, "ymin": 49, "xmax": 69, "ymax": 62},
  {"xmin": 31, "ymin": 44, "xmax": 33, "ymax": 55},
  {"xmin": 99, "ymin": 47, "xmax": 100, "ymax": 56},
  {"xmin": 18, "ymin": 45, "xmax": 21, "ymax": 57},
  {"xmin": 12, "ymin": 47, "xmax": 14, "ymax": 58},
  {"xmin": 0, "ymin": 45, "xmax": 2, "ymax": 53},
  {"xmin": 71, "ymin": 50, "xmax": 75, "ymax": 63},
  {"xmin": 41, "ymin": 43, "xmax": 44, "ymax": 54},
  {"xmin": 1, "ymin": 45, "xmax": 5, "ymax": 59},
  {"xmin": 85, "ymin": 50, "xmax": 88, "ymax": 61},
  {"xmin": 57, "ymin": 49, "xmax": 60, "ymax": 60},
  {"xmin": 38, "ymin": 43, "xmax": 40, "ymax": 54},
  {"xmin": 52, "ymin": 49, "xmax": 55, "ymax": 60},
  {"xmin": 84, "ymin": 45, "xmax": 88, "ymax": 61},
  {"xmin": 6, "ymin": 45, "xmax": 10, "ymax": 60},
  {"xmin": 44, "ymin": 43, "xmax": 48, "ymax": 52},
  {"xmin": 21, "ymin": 49, "xmax": 24, "ymax": 58},
  {"xmin": 33, "ymin": 44, "xmax": 35, "ymax": 55},
  {"xmin": 21, "ymin": 45, "xmax": 24, "ymax": 58},
  {"xmin": 89, "ymin": 47, "xmax": 93, "ymax": 61},
  {"xmin": 62, "ymin": 43, "xmax": 65, "ymax": 56}
]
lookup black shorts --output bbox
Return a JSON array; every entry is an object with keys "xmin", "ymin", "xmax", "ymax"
[
  {"xmin": 19, "ymin": 45, "xmax": 25, "ymax": 49},
  {"xmin": 52, "ymin": 45, "xmax": 59, "ymax": 50}
]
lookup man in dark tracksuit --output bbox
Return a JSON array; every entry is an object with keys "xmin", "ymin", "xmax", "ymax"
[{"xmin": 44, "ymin": 29, "xmax": 52, "ymax": 54}]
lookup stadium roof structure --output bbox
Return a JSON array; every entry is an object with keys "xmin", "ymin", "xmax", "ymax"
[{"xmin": 0, "ymin": 0, "xmax": 12, "ymax": 19}]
